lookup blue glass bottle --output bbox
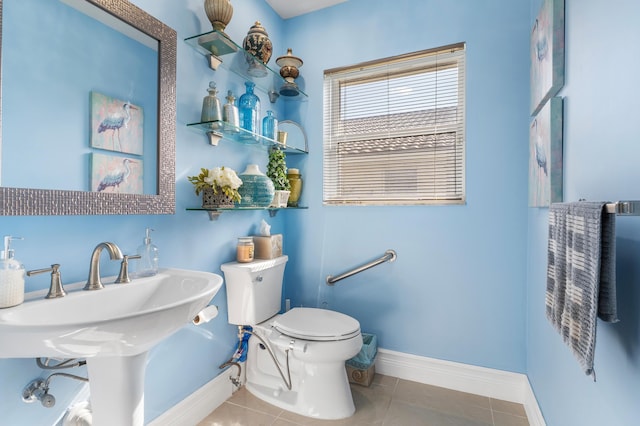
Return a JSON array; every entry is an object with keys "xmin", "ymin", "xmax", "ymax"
[
  {"xmin": 262, "ymin": 110, "xmax": 278, "ymax": 141},
  {"xmin": 238, "ymin": 81, "xmax": 260, "ymax": 141}
]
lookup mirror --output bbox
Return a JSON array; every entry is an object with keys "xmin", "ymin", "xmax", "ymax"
[{"xmin": 0, "ymin": 0, "xmax": 176, "ymax": 215}]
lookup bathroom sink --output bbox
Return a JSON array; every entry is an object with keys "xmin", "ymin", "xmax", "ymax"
[{"xmin": 0, "ymin": 268, "xmax": 223, "ymax": 358}]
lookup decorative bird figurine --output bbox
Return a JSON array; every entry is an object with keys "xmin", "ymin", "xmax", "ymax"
[
  {"xmin": 97, "ymin": 102, "xmax": 137, "ymax": 151},
  {"xmin": 97, "ymin": 158, "xmax": 136, "ymax": 192}
]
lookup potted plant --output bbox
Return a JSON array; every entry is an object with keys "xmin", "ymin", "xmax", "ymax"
[
  {"xmin": 188, "ymin": 166, "xmax": 242, "ymax": 208},
  {"xmin": 266, "ymin": 147, "xmax": 290, "ymax": 207}
]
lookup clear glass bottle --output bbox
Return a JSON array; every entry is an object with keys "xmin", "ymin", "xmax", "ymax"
[
  {"xmin": 238, "ymin": 81, "xmax": 260, "ymax": 141},
  {"xmin": 236, "ymin": 237, "xmax": 255, "ymax": 263},
  {"xmin": 136, "ymin": 228, "xmax": 159, "ymax": 277},
  {"xmin": 201, "ymin": 81, "xmax": 223, "ymax": 131},
  {"xmin": 262, "ymin": 110, "xmax": 278, "ymax": 140},
  {"xmin": 222, "ymin": 90, "xmax": 239, "ymax": 133}
]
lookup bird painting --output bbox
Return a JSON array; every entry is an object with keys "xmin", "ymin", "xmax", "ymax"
[
  {"xmin": 92, "ymin": 153, "xmax": 143, "ymax": 194},
  {"xmin": 91, "ymin": 92, "xmax": 144, "ymax": 155},
  {"xmin": 97, "ymin": 102, "xmax": 137, "ymax": 152}
]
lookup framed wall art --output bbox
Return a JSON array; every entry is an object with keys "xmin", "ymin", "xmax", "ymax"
[
  {"xmin": 530, "ymin": 0, "xmax": 565, "ymax": 116},
  {"xmin": 529, "ymin": 97, "xmax": 563, "ymax": 207},
  {"xmin": 91, "ymin": 152, "xmax": 143, "ymax": 194},
  {"xmin": 91, "ymin": 91, "xmax": 144, "ymax": 155}
]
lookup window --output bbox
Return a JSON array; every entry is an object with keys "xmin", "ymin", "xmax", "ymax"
[{"xmin": 323, "ymin": 43, "xmax": 466, "ymax": 205}]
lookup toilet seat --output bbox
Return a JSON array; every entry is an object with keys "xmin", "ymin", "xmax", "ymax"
[{"xmin": 273, "ymin": 307, "xmax": 361, "ymax": 341}]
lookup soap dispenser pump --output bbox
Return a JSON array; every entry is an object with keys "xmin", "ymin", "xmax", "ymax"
[
  {"xmin": 0, "ymin": 236, "xmax": 25, "ymax": 308},
  {"xmin": 136, "ymin": 228, "xmax": 158, "ymax": 278}
]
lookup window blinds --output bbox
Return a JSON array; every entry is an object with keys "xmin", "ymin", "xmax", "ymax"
[{"xmin": 323, "ymin": 43, "xmax": 466, "ymax": 205}]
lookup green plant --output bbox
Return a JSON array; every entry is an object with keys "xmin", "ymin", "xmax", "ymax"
[
  {"xmin": 187, "ymin": 166, "xmax": 242, "ymax": 202},
  {"xmin": 266, "ymin": 148, "xmax": 290, "ymax": 191}
]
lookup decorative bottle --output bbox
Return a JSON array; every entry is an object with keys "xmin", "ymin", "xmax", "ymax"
[
  {"xmin": 287, "ymin": 168, "xmax": 303, "ymax": 207},
  {"xmin": 222, "ymin": 90, "xmax": 239, "ymax": 133},
  {"xmin": 0, "ymin": 236, "xmax": 25, "ymax": 309},
  {"xmin": 135, "ymin": 228, "xmax": 159, "ymax": 278},
  {"xmin": 262, "ymin": 110, "xmax": 278, "ymax": 140},
  {"xmin": 201, "ymin": 81, "xmax": 223, "ymax": 131},
  {"xmin": 238, "ymin": 81, "xmax": 260, "ymax": 141}
]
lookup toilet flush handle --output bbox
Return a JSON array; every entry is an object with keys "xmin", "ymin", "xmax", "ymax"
[{"xmin": 255, "ymin": 275, "xmax": 263, "ymax": 282}]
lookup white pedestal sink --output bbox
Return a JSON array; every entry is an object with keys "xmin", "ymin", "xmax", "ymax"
[{"xmin": 0, "ymin": 268, "xmax": 223, "ymax": 426}]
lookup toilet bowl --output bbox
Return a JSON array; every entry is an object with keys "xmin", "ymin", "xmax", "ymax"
[{"xmin": 221, "ymin": 256, "xmax": 363, "ymax": 420}]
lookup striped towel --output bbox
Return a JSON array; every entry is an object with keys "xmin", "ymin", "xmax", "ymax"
[{"xmin": 546, "ymin": 201, "xmax": 618, "ymax": 378}]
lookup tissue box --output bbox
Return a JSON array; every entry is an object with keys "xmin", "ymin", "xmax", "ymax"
[{"xmin": 253, "ymin": 234, "xmax": 283, "ymax": 259}]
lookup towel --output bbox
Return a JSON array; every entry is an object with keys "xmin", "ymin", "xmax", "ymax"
[{"xmin": 546, "ymin": 201, "xmax": 618, "ymax": 378}]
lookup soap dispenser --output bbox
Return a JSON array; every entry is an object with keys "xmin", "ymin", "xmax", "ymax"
[
  {"xmin": 0, "ymin": 236, "xmax": 25, "ymax": 308},
  {"xmin": 136, "ymin": 228, "xmax": 158, "ymax": 278}
]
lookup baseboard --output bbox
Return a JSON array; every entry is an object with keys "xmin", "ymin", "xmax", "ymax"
[
  {"xmin": 148, "ymin": 371, "xmax": 235, "ymax": 426},
  {"xmin": 375, "ymin": 348, "xmax": 546, "ymax": 426},
  {"xmin": 152, "ymin": 349, "xmax": 545, "ymax": 426}
]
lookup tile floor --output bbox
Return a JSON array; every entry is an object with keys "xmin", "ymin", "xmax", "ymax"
[{"xmin": 197, "ymin": 374, "xmax": 530, "ymax": 426}]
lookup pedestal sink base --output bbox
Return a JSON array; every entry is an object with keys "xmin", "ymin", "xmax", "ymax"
[{"xmin": 86, "ymin": 353, "xmax": 148, "ymax": 426}]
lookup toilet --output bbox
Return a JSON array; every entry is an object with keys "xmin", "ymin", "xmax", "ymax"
[{"xmin": 221, "ymin": 255, "xmax": 362, "ymax": 420}]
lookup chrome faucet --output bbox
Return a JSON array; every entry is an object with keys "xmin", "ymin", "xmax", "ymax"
[
  {"xmin": 26, "ymin": 264, "xmax": 66, "ymax": 299},
  {"xmin": 84, "ymin": 242, "xmax": 123, "ymax": 291}
]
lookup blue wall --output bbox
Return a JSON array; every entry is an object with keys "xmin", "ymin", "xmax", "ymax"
[
  {"xmin": 283, "ymin": 0, "xmax": 530, "ymax": 373},
  {"xmin": 0, "ymin": 0, "xmax": 288, "ymax": 424},
  {"xmin": 526, "ymin": 0, "xmax": 640, "ymax": 424}
]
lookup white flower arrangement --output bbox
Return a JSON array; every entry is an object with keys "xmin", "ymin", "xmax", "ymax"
[{"xmin": 188, "ymin": 166, "xmax": 243, "ymax": 202}]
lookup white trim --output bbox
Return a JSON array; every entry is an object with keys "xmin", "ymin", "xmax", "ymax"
[
  {"xmin": 148, "ymin": 371, "xmax": 235, "ymax": 426},
  {"xmin": 375, "ymin": 348, "xmax": 546, "ymax": 426},
  {"xmin": 153, "ymin": 349, "xmax": 545, "ymax": 426}
]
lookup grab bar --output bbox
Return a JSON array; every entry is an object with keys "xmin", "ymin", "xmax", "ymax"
[{"xmin": 326, "ymin": 249, "xmax": 397, "ymax": 286}]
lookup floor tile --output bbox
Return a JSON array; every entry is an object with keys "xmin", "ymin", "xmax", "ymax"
[
  {"xmin": 382, "ymin": 399, "xmax": 492, "ymax": 426},
  {"xmin": 200, "ymin": 374, "xmax": 531, "ymax": 426},
  {"xmin": 197, "ymin": 402, "xmax": 278, "ymax": 426},
  {"xmin": 493, "ymin": 410, "xmax": 530, "ymax": 426},
  {"xmin": 490, "ymin": 399, "xmax": 527, "ymax": 417}
]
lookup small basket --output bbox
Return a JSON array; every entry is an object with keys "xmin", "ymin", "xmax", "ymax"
[{"xmin": 346, "ymin": 333, "xmax": 377, "ymax": 386}]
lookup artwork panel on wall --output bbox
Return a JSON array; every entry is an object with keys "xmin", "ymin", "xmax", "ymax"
[
  {"xmin": 91, "ymin": 91, "xmax": 144, "ymax": 155},
  {"xmin": 529, "ymin": 97, "xmax": 563, "ymax": 208},
  {"xmin": 530, "ymin": 0, "xmax": 565, "ymax": 116},
  {"xmin": 91, "ymin": 152, "xmax": 143, "ymax": 194}
]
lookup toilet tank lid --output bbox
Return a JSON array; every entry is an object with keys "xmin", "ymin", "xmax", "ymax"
[
  {"xmin": 273, "ymin": 307, "xmax": 361, "ymax": 341},
  {"xmin": 221, "ymin": 255, "xmax": 288, "ymax": 272}
]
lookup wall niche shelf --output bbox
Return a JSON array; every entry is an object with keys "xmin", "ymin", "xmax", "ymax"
[
  {"xmin": 186, "ymin": 206, "xmax": 308, "ymax": 221},
  {"xmin": 184, "ymin": 30, "xmax": 308, "ymax": 102},
  {"xmin": 186, "ymin": 120, "xmax": 308, "ymax": 153}
]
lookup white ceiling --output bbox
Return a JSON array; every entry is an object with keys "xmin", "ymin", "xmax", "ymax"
[{"xmin": 265, "ymin": 0, "xmax": 348, "ymax": 19}]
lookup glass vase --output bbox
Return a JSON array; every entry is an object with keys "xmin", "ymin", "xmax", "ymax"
[
  {"xmin": 238, "ymin": 81, "xmax": 260, "ymax": 141},
  {"xmin": 262, "ymin": 110, "xmax": 278, "ymax": 140}
]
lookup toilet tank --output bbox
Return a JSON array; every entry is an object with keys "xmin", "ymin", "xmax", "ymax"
[{"xmin": 221, "ymin": 255, "xmax": 288, "ymax": 325}]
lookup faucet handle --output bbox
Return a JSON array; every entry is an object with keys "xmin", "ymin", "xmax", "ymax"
[
  {"xmin": 115, "ymin": 254, "xmax": 141, "ymax": 284},
  {"xmin": 27, "ymin": 264, "xmax": 66, "ymax": 299}
]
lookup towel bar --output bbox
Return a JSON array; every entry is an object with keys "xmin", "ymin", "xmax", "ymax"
[{"xmin": 605, "ymin": 201, "xmax": 640, "ymax": 215}]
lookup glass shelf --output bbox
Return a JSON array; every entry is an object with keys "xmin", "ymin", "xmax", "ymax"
[
  {"xmin": 187, "ymin": 206, "xmax": 308, "ymax": 221},
  {"xmin": 187, "ymin": 120, "xmax": 308, "ymax": 154},
  {"xmin": 184, "ymin": 30, "xmax": 308, "ymax": 101}
]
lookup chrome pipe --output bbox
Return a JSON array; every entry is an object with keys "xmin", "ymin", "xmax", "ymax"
[{"xmin": 326, "ymin": 249, "xmax": 397, "ymax": 286}]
